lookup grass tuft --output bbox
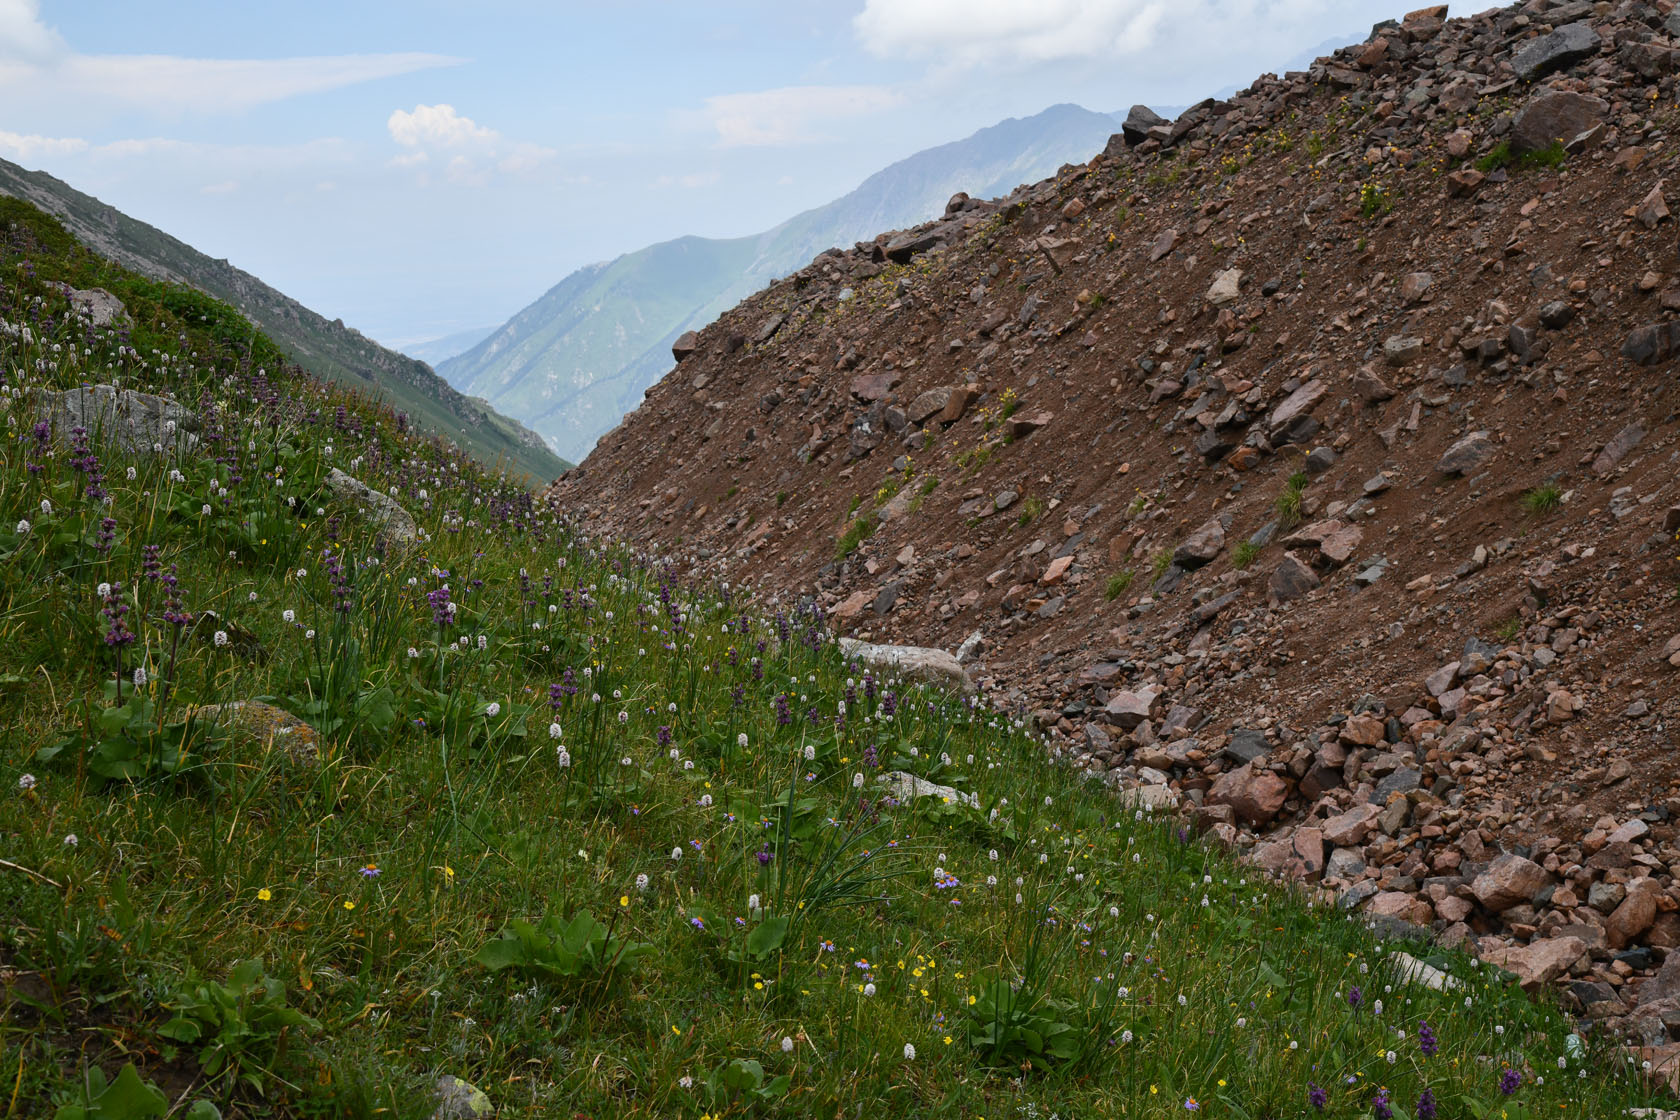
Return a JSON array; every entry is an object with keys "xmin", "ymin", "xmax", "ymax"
[{"xmin": 1520, "ymin": 483, "xmax": 1563, "ymax": 516}]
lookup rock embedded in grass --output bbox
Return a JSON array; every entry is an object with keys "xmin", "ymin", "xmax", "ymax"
[
  {"xmin": 432, "ymin": 1074, "xmax": 493, "ymax": 1119},
  {"xmin": 838, "ymin": 637, "xmax": 974, "ymax": 694},
  {"xmin": 191, "ymin": 700, "xmax": 320, "ymax": 765},
  {"xmin": 876, "ymin": 770, "xmax": 978, "ymax": 809},
  {"xmin": 33, "ymin": 383, "xmax": 198, "ymax": 454},
  {"xmin": 325, "ymin": 467, "xmax": 419, "ymax": 548}
]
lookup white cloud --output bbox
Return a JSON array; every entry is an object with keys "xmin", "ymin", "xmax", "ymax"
[
  {"xmin": 0, "ymin": 129, "xmax": 87, "ymax": 160},
  {"xmin": 701, "ymin": 85, "xmax": 902, "ymax": 147},
  {"xmin": 388, "ymin": 103, "xmax": 498, "ymax": 149},
  {"xmin": 386, "ymin": 104, "xmax": 556, "ymax": 185},
  {"xmin": 854, "ymin": 0, "xmax": 1344, "ymax": 68},
  {"xmin": 0, "ymin": 0, "xmax": 458, "ymax": 119},
  {"xmin": 0, "ymin": 0, "xmax": 58, "ymax": 62}
]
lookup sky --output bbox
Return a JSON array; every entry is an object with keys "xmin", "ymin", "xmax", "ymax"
[{"xmin": 2, "ymin": 0, "xmax": 1403, "ymax": 350}]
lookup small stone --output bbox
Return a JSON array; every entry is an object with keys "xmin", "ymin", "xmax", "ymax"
[
  {"xmin": 1150, "ymin": 228, "xmax": 1179, "ymax": 262},
  {"xmin": 1639, "ymin": 183, "xmax": 1672, "ymax": 229},
  {"xmin": 1436, "ymin": 431, "xmax": 1493, "ymax": 475},
  {"xmin": 1471, "ymin": 853, "xmax": 1551, "ymax": 912},
  {"xmin": 1447, "ymin": 168, "xmax": 1485, "ymax": 197},
  {"xmin": 1206, "ymin": 268, "xmax": 1243, "ymax": 306},
  {"xmin": 1382, "ymin": 335, "xmax": 1424, "ymax": 366},
  {"xmin": 1593, "ymin": 422, "xmax": 1646, "ymax": 477},
  {"xmin": 878, "ymin": 770, "xmax": 979, "ymax": 809},
  {"xmin": 1608, "ymin": 879, "xmax": 1665, "ymax": 949},
  {"xmin": 1399, "ymin": 272, "xmax": 1434, "ymax": 304},
  {"xmin": 1352, "ymin": 366, "xmax": 1396, "ymax": 403},
  {"xmin": 1483, "ymin": 935, "xmax": 1587, "ymax": 992},
  {"xmin": 1207, "ymin": 763, "xmax": 1290, "ymax": 827},
  {"xmin": 1269, "ymin": 552, "xmax": 1321, "ymax": 604},
  {"xmin": 1172, "ymin": 517, "xmax": 1226, "ymax": 569},
  {"xmin": 1103, "ymin": 689, "xmax": 1159, "ymax": 729}
]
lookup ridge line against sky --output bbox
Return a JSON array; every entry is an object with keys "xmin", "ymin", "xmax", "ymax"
[{"xmin": 1, "ymin": 0, "xmax": 1400, "ymax": 347}]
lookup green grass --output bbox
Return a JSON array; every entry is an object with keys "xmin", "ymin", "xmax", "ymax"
[
  {"xmin": 1104, "ymin": 570, "xmax": 1135, "ymax": 602},
  {"xmin": 1473, "ymin": 140, "xmax": 1567, "ymax": 174},
  {"xmin": 1150, "ymin": 549, "xmax": 1174, "ymax": 582},
  {"xmin": 1276, "ymin": 472, "xmax": 1310, "ymax": 530},
  {"xmin": 1231, "ymin": 540, "xmax": 1261, "ymax": 570},
  {"xmin": 1519, "ymin": 484, "xmax": 1563, "ymax": 516},
  {"xmin": 1014, "ymin": 496, "xmax": 1044, "ymax": 529},
  {"xmin": 0, "ymin": 198, "xmax": 1665, "ymax": 1120},
  {"xmin": 1496, "ymin": 617, "xmax": 1523, "ymax": 642},
  {"xmin": 835, "ymin": 516, "xmax": 875, "ymax": 560}
]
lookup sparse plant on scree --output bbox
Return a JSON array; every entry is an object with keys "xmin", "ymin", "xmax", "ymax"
[{"xmin": 0, "ymin": 196, "xmax": 1663, "ymax": 1116}]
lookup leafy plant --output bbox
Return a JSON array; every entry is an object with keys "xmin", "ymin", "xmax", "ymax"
[
  {"xmin": 53, "ymin": 1064, "xmax": 167, "ymax": 1120},
  {"xmin": 966, "ymin": 978, "xmax": 1080, "ymax": 1069},
  {"xmin": 1015, "ymin": 496, "xmax": 1044, "ymax": 528},
  {"xmin": 37, "ymin": 683, "xmax": 229, "ymax": 784},
  {"xmin": 1358, "ymin": 182, "xmax": 1391, "ymax": 220},
  {"xmin": 1232, "ymin": 540, "xmax": 1261, "ymax": 569},
  {"xmin": 53, "ymin": 1064, "xmax": 222, "ymax": 1120},
  {"xmin": 158, "ymin": 959, "xmax": 318, "ymax": 1098},
  {"xmin": 700, "ymin": 1058, "xmax": 790, "ymax": 1111},
  {"xmin": 1150, "ymin": 549, "xmax": 1173, "ymax": 581},
  {"xmin": 1104, "ymin": 570, "xmax": 1134, "ymax": 601},
  {"xmin": 474, "ymin": 910, "xmax": 653, "ymax": 992}
]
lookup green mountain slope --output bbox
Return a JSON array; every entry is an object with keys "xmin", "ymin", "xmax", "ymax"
[
  {"xmin": 0, "ymin": 158, "xmax": 569, "ymax": 483},
  {"xmin": 441, "ymin": 104, "xmax": 1122, "ymax": 463}
]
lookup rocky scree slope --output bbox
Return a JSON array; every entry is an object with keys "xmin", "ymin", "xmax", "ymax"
[
  {"xmin": 551, "ymin": 0, "xmax": 1680, "ymax": 1058},
  {"xmin": 0, "ymin": 157, "xmax": 567, "ymax": 482}
]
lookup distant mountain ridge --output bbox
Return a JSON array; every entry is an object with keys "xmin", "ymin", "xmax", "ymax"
[
  {"xmin": 440, "ymin": 103, "xmax": 1124, "ymax": 463},
  {"xmin": 401, "ymin": 325, "xmax": 497, "ymax": 368},
  {"xmin": 0, "ymin": 158, "xmax": 569, "ymax": 481}
]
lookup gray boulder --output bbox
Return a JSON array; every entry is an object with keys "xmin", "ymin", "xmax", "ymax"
[
  {"xmin": 324, "ymin": 468, "xmax": 419, "ymax": 547},
  {"xmin": 839, "ymin": 638, "xmax": 975, "ymax": 694},
  {"xmin": 1510, "ymin": 21, "xmax": 1600, "ymax": 82},
  {"xmin": 52, "ymin": 283, "xmax": 128, "ymax": 328},
  {"xmin": 34, "ymin": 383, "xmax": 198, "ymax": 454},
  {"xmin": 1172, "ymin": 517, "xmax": 1226, "ymax": 569},
  {"xmin": 1436, "ymin": 431, "xmax": 1493, "ymax": 475},
  {"xmin": 1122, "ymin": 105, "xmax": 1169, "ymax": 146}
]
